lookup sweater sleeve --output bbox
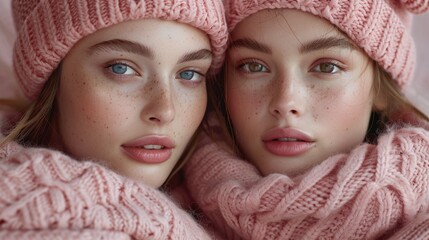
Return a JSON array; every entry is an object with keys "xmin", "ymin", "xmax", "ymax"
[
  {"xmin": 0, "ymin": 144, "xmax": 211, "ymax": 240},
  {"xmin": 185, "ymin": 127, "xmax": 429, "ymax": 240}
]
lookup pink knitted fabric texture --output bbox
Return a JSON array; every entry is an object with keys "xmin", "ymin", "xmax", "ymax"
[
  {"xmin": 12, "ymin": 0, "xmax": 228, "ymax": 100},
  {"xmin": 0, "ymin": 143, "xmax": 212, "ymax": 239},
  {"xmin": 225, "ymin": 0, "xmax": 429, "ymax": 90},
  {"xmin": 185, "ymin": 126, "xmax": 429, "ymax": 239},
  {"xmin": 388, "ymin": 213, "xmax": 429, "ymax": 240}
]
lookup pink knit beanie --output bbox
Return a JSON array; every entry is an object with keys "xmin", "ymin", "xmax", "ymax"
[
  {"xmin": 225, "ymin": 0, "xmax": 429, "ymax": 89},
  {"xmin": 12, "ymin": 0, "xmax": 228, "ymax": 100}
]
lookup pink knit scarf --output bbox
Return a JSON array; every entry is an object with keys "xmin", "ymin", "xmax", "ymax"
[
  {"xmin": 0, "ymin": 143, "xmax": 211, "ymax": 239},
  {"xmin": 186, "ymin": 126, "xmax": 429, "ymax": 239}
]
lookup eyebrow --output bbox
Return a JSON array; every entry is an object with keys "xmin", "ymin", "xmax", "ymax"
[
  {"xmin": 178, "ymin": 49, "xmax": 213, "ymax": 63},
  {"xmin": 88, "ymin": 39, "xmax": 212, "ymax": 63},
  {"xmin": 299, "ymin": 37, "xmax": 357, "ymax": 53},
  {"xmin": 87, "ymin": 39, "xmax": 154, "ymax": 58},
  {"xmin": 229, "ymin": 36, "xmax": 357, "ymax": 55},
  {"xmin": 229, "ymin": 38, "xmax": 272, "ymax": 54}
]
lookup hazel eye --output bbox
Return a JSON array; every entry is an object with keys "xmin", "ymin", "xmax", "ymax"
[
  {"xmin": 240, "ymin": 62, "xmax": 268, "ymax": 73},
  {"xmin": 312, "ymin": 62, "xmax": 341, "ymax": 74}
]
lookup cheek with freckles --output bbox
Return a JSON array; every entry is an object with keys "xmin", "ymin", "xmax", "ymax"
[
  {"xmin": 227, "ymin": 81, "xmax": 268, "ymax": 125},
  {"xmin": 56, "ymin": 70, "xmax": 135, "ymax": 155},
  {"xmin": 309, "ymin": 80, "xmax": 374, "ymax": 151},
  {"xmin": 175, "ymin": 88, "xmax": 207, "ymax": 142}
]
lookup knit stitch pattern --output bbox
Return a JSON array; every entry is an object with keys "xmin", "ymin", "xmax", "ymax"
[
  {"xmin": 0, "ymin": 143, "xmax": 211, "ymax": 239},
  {"xmin": 12, "ymin": 0, "xmax": 228, "ymax": 100},
  {"xmin": 388, "ymin": 213, "xmax": 429, "ymax": 240},
  {"xmin": 185, "ymin": 126, "xmax": 429, "ymax": 239},
  {"xmin": 225, "ymin": 0, "xmax": 429, "ymax": 90}
]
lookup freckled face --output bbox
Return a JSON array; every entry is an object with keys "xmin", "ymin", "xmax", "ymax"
[
  {"xmin": 55, "ymin": 19, "xmax": 211, "ymax": 187},
  {"xmin": 226, "ymin": 9, "xmax": 376, "ymax": 177}
]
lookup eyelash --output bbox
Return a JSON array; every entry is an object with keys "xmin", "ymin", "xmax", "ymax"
[
  {"xmin": 106, "ymin": 61, "xmax": 140, "ymax": 76},
  {"xmin": 176, "ymin": 69, "xmax": 206, "ymax": 82},
  {"xmin": 104, "ymin": 61, "xmax": 206, "ymax": 86},
  {"xmin": 236, "ymin": 59, "xmax": 269, "ymax": 73},
  {"xmin": 235, "ymin": 59, "xmax": 345, "ymax": 76},
  {"xmin": 310, "ymin": 59, "xmax": 345, "ymax": 74}
]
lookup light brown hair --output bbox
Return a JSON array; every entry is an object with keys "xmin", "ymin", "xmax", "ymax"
[{"xmin": 1, "ymin": 66, "xmax": 60, "ymax": 147}]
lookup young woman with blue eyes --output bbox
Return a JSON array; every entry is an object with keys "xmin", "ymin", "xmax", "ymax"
[
  {"xmin": 184, "ymin": 0, "xmax": 429, "ymax": 239},
  {"xmin": 0, "ymin": 0, "xmax": 227, "ymax": 238}
]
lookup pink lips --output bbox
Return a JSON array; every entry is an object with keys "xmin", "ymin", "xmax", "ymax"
[
  {"xmin": 262, "ymin": 128, "xmax": 315, "ymax": 157},
  {"xmin": 121, "ymin": 135, "xmax": 175, "ymax": 164}
]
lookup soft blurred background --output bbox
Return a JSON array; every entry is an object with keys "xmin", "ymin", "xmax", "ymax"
[
  {"xmin": 0, "ymin": 0, "xmax": 21, "ymax": 100},
  {"xmin": 0, "ymin": 1, "xmax": 428, "ymax": 114},
  {"xmin": 407, "ymin": 13, "xmax": 429, "ymax": 115}
]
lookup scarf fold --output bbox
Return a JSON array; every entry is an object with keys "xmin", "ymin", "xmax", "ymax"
[
  {"xmin": 186, "ymin": 126, "xmax": 429, "ymax": 239},
  {"xmin": 0, "ymin": 143, "xmax": 211, "ymax": 240}
]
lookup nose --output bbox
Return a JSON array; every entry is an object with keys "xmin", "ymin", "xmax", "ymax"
[
  {"xmin": 141, "ymin": 78, "xmax": 175, "ymax": 125},
  {"xmin": 269, "ymin": 73, "xmax": 305, "ymax": 119}
]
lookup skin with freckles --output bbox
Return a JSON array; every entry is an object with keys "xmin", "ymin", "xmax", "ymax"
[
  {"xmin": 54, "ymin": 19, "xmax": 211, "ymax": 188},
  {"xmin": 226, "ymin": 9, "xmax": 384, "ymax": 177}
]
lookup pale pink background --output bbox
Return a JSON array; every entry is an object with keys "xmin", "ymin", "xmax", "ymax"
[
  {"xmin": 407, "ymin": 13, "xmax": 429, "ymax": 115},
  {"xmin": 0, "ymin": 1, "xmax": 428, "ymax": 114},
  {"xmin": 0, "ymin": 0, "xmax": 21, "ymax": 100}
]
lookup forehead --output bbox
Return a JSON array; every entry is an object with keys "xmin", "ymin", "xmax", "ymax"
[
  {"xmin": 231, "ymin": 8, "xmax": 342, "ymax": 40},
  {"xmin": 69, "ymin": 19, "xmax": 212, "ymax": 59}
]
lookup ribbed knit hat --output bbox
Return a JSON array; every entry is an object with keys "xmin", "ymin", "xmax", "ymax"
[
  {"xmin": 12, "ymin": 0, "xmax": 228, "ymax": 100},
  {"xmin": 225, "ymin": 0, "xmax": 429, "ymax": 90}
]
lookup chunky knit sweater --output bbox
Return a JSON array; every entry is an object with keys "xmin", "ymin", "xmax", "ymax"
[
  {"xmin": 0, "ymin": 142, "xmax": 211, "ymax": 239},
  {"xmin": 185, "ymin": 126, "xmax": 429, "ymax": 240}
]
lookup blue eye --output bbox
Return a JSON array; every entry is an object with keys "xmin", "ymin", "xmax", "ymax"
[
  {"xmin": 108, "ymin": 63, "xmax": 137, "ymax": 75},
  {"xmin": 179, "ymin": 70, "xmax": 203, "ymax": 81}
]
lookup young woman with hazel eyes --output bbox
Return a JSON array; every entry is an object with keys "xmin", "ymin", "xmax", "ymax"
[
  {"xmin": 184, "ymin": 0, "xmax": 429, "ymax": 239},
  {"xmin": 0, "ymin": 0, "xmax": 227, "ymax": 238}
]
